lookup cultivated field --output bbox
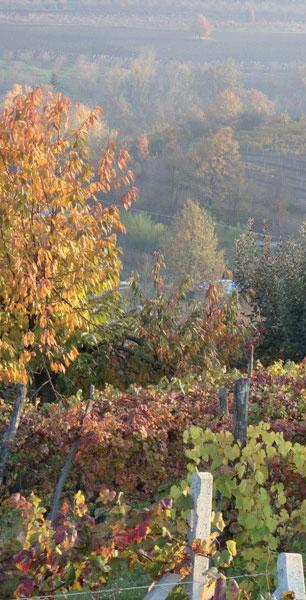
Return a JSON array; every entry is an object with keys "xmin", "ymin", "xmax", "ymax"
[{"xmin": 1, "ymin": 23, "xmax": 306, "ymax": 64}]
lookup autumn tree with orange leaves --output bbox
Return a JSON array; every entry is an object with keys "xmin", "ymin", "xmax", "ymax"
[{"xmin": 0, "ymin": 87, "xmax": 136, "ymax": 485}]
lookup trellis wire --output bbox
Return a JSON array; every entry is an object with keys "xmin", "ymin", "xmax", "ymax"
[{"xmin": 9, "ymin": 571, "xmax": 274, "ymax": 600}]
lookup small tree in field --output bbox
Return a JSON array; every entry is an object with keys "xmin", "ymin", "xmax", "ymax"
[
  {"xmin": 162, "ymin": 200, "xmax": 224, "ymax": 289},
  {"xmin": 192, "ymin": 15, "xmax": 214, "ymax": 39},
  {"xmin": 0, "ymin": 87, "xmax": 136, "ymax": 485}
]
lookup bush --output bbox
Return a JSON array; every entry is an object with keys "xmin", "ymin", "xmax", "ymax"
[
  {"xmin": 121, "ymin": 212, "xmax": 165, "ymax": 254},
  {"xmin": 60, "ymin": 281, "xmax": 253, "ymax": 391}
]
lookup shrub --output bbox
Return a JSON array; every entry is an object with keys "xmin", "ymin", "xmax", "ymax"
[
  {"xmin": 121, "ymin": 211, "xmax": 165, "ymax": 254},
  {"xmin": 61, "ymin": 281, "xmax": 254, "ymax": 390}
]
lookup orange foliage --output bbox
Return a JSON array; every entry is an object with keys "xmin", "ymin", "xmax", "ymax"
[{"xmin": 0, "ymin": 87, "xmax": 137, "ymax": 383}]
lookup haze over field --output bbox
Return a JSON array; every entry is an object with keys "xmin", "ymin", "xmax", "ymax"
[
  {"xmin": 0, "ymin": 1, "xmax": 305, "ymax": 284},
  {"xmin": 0, "ymin": 0, "xmax": 305, "ymax": 282}
]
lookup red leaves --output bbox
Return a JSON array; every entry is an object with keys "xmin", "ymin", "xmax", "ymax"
[
  {"xmin": 15, "ymin": 576, "xmax": 35, "ymax": 598},
  {"xmin": 54, "ymin": 525, "xmax": 69, "ymax": 545},
  {"xmin": 4, "ymin": 362, "xmax": 304, "ymax": 505},
  {"xmin": 160, "ymin": 497, "xmax": 173, "ymax": 510},
  {"xmin": 10, "ymin": 494, "xmax": 33, "ymax": 520},
  {"xmin": 113, "ymin": 528, "xmax": 131, "ymax": 550},
  {"xmin": 191, "ymin": 533, "xmax": 218, "ymax": 557},
  {"xmin": 132, "ymin": 521, "xmax": 151, "ymax": 544},
  {"xmin": 60, "ymin": 499, "xmax": 72, "ymax": 517},
  {"xmin": 111, "ymin": 514, "xmax": 151, "ymax": 550},
  {"xmin": 14, "ymin": 549, "xmax": 33, "ymax": 574}
]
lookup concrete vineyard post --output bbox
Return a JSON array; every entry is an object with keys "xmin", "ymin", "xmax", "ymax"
[
  {"xmin": 274, "ymin": 553, "xmax": 306, "ymax": 600},
  {"xmin": 144, "ymin": 574, "xmax": 181, "ymax": 600},
  {"xmin": 143, "ymin": 472, "xmax": 213, "ymax": 600},
  {"xmin": 188, "ymin": 471, "xmax": 213, "ymax": 600}
]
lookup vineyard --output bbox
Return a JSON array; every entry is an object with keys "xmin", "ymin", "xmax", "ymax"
[{"xmin": 0, "ymin": 360, "xmax": 305, "ymax": 598}]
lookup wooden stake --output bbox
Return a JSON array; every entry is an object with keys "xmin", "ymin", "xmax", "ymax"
[
  {"xmin": 248, "ymin": 344, "xmax": 254, "ymax": 378},
  {"xmin": 0, "ymin": 384, "xmax": 27, "ymax": 487},
  {"xmin": 233, "ymin": 378, "xmax": 249, "ymax": 444},
  {"xmin": 218, "ymin": 387, "xmax": 228, "ymax": 416},
  {"xmin": 48, "ymin": 385, "xmax": 94, "ymax": 520}
]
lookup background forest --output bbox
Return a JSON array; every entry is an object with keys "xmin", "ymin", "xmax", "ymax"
[{"xmin": 1, "ymin": 0, "xmax": 306, "ymax": 285}]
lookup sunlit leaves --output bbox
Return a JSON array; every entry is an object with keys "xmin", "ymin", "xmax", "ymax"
[{"xmin": 184, "ymin": 420, "xmax": 306, "ymax": 580}]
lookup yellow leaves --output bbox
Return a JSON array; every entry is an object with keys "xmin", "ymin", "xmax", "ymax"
[
  {"xmin": 61, "ymin": 347, "xmax": 79, "ymax": 368},
  {"xmin": 50, "ymin": 362, "xmax": 66, "ymax": 374},
  {"xmin": 226, "ymin": 540, "xmax": 237, "ymax": 557},
  {"xmin": 117, "ymin": 149, "xmax": 131, "ymax": 171},
  {"xmin": 0, "ymin": 87, "xmax": 136, "ymax": 383},
  {"xmin": 72, "ymin": 579, "xmax": 83, "ymax": 591},
  {"xmin": 212, "ymin": 512, "xmax": 226, "ymax": 532},
  {"xmin": 40, "ymin": 330, "xmax": 56, "ymax": 348},
  {"xmin": 74, "ymin": 491, "xmax": 88, "ymax": 517},
  {"xmin": 22, "ymin": 332, "xmax": 35, "ymax": 347},
  {"xmin": 192, "ymin": 531, "xmax": 219, "ymax": 556},
  {"xmin": 68, "ymin": 346, "xmax": 79, "ymax": 361},
  {"xmin": 30, "ymin": 493, "xmax": 42, "ymax": 509},
  {"xmin": 75, "ymin": 491, "xmax": 85, "ymax": 507},
  {"xmin": 39, "ymin": 314, "xmax": 48, "ymax": 329},
  {"xmin": 121, "ymin": 187, "xmax": 138, "ymax": 209},
  {"xmin": 20, "ymin": 351, "xmax": 32, "ymax": 365},
  {"xmin": 37, "ymin": 280, "xmax": 52, "ymax": 300},
  {"xmin": 0, "ymin": 362, "xmax": 28, "ymax": 385}
]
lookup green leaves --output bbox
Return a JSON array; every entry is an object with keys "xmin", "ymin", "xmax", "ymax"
[
  {"xmin": 175, "ymin": 494, "xmax": 194, "ymax": 511},
  {"xmin": 254, "ymin": 469, "xmax": 266, "ymax": 485},
  {"xmin": 225, "ymin": 443, "xmax": 240, "ymax": 462},
  {"xmin": 212, "ymin": 512, "xmax": 226, "ymax": 532},
  {"xmin": 183, "ymin": 420, "xmax": 306, "ymax": 580},
  {"xmin": 170, "ymin": 482, "xmax": 193, "ymax": 511},
  {"xmin": 64, "ymin": 565, "xmax": 76, "ymax": 586}
]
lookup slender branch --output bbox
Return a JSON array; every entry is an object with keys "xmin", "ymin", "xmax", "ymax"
[
  {"xmin": 43, "ymin": 361, "xmax": 68, "ymax": 407},
  {"xmin": 29, "ymin": 378, "xmax": 50, "ymax": 399},
  {"xmin": 248, "ymin": 344, "xmax": 254, "ymax": 379},
  {"xmin": 0, "ymin": 384, "xmax": 27, "ymax": 487},
  {"xmin": 48, "ymin": 384, "xmax": 95, "ymax": 521}
]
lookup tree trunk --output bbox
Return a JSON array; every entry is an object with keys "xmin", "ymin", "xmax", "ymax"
[
  {"xmin": 0, "ymin": 383, "xmax": 27, "ymax": 488},
  {"xmin": 48, "ymin": 385, "xmax": 94, "ymax": 520}
]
